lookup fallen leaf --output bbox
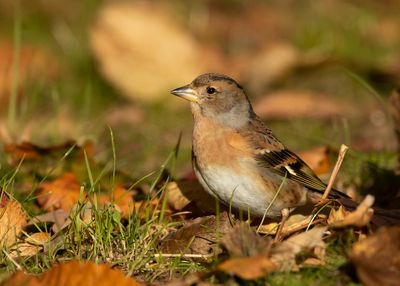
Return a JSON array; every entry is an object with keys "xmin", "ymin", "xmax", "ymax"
[
  {"xmin": 221, "ymin": 222, "xmax": 271, "ymax": 257},
  {"xmin": 37, "ymin": 172, "xmax": 82, "ymax": 211},
  {"xmin": 270, "ymin": 226, "xmax": 327, "ymax": 271},
  {"xmin": 3, "ymin": 260, "xmax": 141, "ymax": 286},
  {"xmin": 166, "ymin": 180, "xmax": 219, "ymax": 215},
  {"xmin": 218, "ymin": 225, "xmax": 326, "ymax": 278},
  {"xmin": 349, "ymin": 226, "xmax": 400, "ymax": 286},
  {"xmin": 28, "ymin": 209, "xmax": 70, "ymax": 233},
  {"xmin": 24, "ymin": 232, "xmax": 51, "ymax": 245},
  {"xmin": 0, "ymin": 198, "xmax": 27, "ymax": 248},
  {"xmin": 257, "ymin": 214, "xmax": 325, "ymax": 237},
  {"xmin": 90, "ymin": 2, "xmax": 204, "ymax": 101},
  {"xmin": 298, "ymin": 146, "xmax": 332, "ymax": 175},
  {"xmin": 218, "ymin": 254, "xmax": 277, "ymax": 280},
  {"xmin": 37, "ymin": 174, "xmax": 151, "ymax": 219},
  {"xmin": 4, "ymin": 140, "xmax": 93, "ymax": 164},
  {"xmin": 328, "ymin": 195, "xmax": 374, "ymax": 228},
  {"xmin": 159, "ymin": 212, "xmax": 232, "ymax": 256},
  {"xmin": 253, "ymin": 90, "xmax": 351, "ymax": 120},
  {"xmin": 10, "ymin": 232, "xmax": 51, "ymax": 258}
]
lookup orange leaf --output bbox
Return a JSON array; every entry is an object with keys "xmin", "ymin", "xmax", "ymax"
[
  {"xmin": 218, "ymin": 254, "xmax": 277, "ymax": 280},
  {"xmin": 298, "ymin": 146, "xmax": 332, "ymax": 175},
  {"xmin": 349, "ymin": 226, "xmax": 400, "ymax": 286},
  {"xmin": 3, "ymin": 261, "xmax": 141, "ymax": 286},
  {"xmin": 96, "ymin": 185, "xmax": 135, "ymax": 218},
  {"xmin": 37, "ymin": 172, "xmax": 82, "ymax": 211},
  {"xmin": 328, "ymin": 195, "xmax": 374, "ymax": 228},
  {"xmin": 10, "ymin": 232, "xmax": 51, "ymax": 258},
  {"xmin": 0, "ymin": 198, "xmax": 27, "ymax": 247}
]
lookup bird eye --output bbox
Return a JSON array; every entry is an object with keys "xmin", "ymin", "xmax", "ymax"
[{"xmin": 206, "ymin": 87, "xmax": 216, "ymax": 94}]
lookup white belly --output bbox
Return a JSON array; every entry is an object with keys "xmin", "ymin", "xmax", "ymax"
[{"xmin": 194, "ymin": 164, "xmax": 283, "ymax": 217}]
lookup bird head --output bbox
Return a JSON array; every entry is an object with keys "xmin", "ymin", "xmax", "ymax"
[{"xmin": 171, "ymin": 73, "xmax": 254, "ymax": 129}]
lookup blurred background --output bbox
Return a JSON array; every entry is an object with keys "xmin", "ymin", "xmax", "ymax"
[{"xmin": 0, "ymin": 0, "xmax": 399, "ymax": 178}]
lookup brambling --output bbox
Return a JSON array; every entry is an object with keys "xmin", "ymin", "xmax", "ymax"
[{"xmin": 171, "ymin": 73, "xmax": 348, "ymax": 218}]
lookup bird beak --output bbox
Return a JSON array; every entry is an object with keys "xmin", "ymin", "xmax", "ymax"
[{"xmin": 170, "ymin": 85, "xmax": 198, "ymax": 103}]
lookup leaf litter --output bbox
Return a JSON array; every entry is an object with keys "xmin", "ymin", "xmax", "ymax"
[{"xmin": 3, "ymin": 134, "xmax": 400, "ymax": 285}]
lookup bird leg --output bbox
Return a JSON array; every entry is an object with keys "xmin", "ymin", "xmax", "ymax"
[{"xmin": 274, "ymin": 208, "xmax": 290, "ymax": 242}]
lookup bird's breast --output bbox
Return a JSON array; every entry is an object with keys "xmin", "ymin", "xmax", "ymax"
[{"xmin": 192, "ymin": 117, "xmax": 252, "ymax": 170}]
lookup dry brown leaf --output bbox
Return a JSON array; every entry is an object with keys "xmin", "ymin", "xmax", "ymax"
[
  {"xmin": 28, "ymin": 209, "xmax": 69, "ymax": 233},
  {"xmin": 4, "ymin": 140, "xmax": 93, "ymax": 163},
  {"xmin": 218, "ymin": 254, "xmax": 277, "ymax": 280},
  {"xmin": 159, "ymin": 212, "xmax": 232, "ymax": 256},
  {"xmin": 298, "ymin": 146, "xmax": 332, "ymax": 175},
  {"xmin": 328, "ymin": 195, "xmax": 374, "ymax": 228},
  {"xmin": 257, "ymin": 214, "xmax": 325, "ymax": 237},
  {"xmin": 90, "ymin": 2, "xmax": 204, "ymax": 101},
  {"xmin": 349, "ymin": 226, "xmax": 400, "ymax": 286},
  {"xmin": 0, "ymin": 198, "xmax": 27, "ymax": 248},
  {"xmin": 254, "ymin": 90, "xmax": 351, "ymax": 120},
  {"xmin": 166, "ymin": 180, "xmax": 218, "ymax": 214},
  {"xmin": 37, "ymin": 174, "xmax": 137, "ymax": 217},
  {"xmin": 221, "ymin": 222, "xmax": 271, "ymax": 257},
  {"xmin": 25, "ymin": 232, "xmax": 51, "ymax": 245},
  {"xmin": 270, "ymin": 226, "xmax": 327, "ymax": 271},
  {"xmin": 327, "ymin": 205, "xmax": 347, "ymax": 224},
  {"xmin": 10, "ymin": 232, "xmax": 51, "ymax": 258},
  {"xmin": 3, "ymin": 260, "xmax": 141, "ymax": 286},
  {"xmin": 218, "ymin": 225, "xmax": 326, "ymax": 278},
  {"xmin": 37, "ymin": 172, "xmax": 82, "ymax": 211}
]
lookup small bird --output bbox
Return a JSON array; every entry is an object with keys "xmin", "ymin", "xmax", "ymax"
[{"xmin": 171, "ymin": 73, "xmax": 350, "ymax": 219}]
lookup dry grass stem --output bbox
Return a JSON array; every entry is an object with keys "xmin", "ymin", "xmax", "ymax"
[{"xmin": 321, "ymin": 144, "xmax": 349, "ymax": 201}]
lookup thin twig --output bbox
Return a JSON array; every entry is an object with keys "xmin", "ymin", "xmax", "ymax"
[
  {"xmin": 321, "ymin": 144, "xmax": 349, "ymax": 201},
  {"xmin": 153, "ymin": 253, "xmax": 214, "ymax": 259}
]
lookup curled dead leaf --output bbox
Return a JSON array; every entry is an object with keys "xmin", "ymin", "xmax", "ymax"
[
  {"xmin": 10, "ymin": 232, "xmax": 51, "ymax": 258},
  {"xmin": 0, "ymin": 198, "xmax": 27, "ymax": 248},
  {"xmin": 328, "ymin": 195, "xmax": 374, "ymax": 228},
  {"xmin": 25, "ymin": 232, "xmax": 51, "ymax": 245},
  {"xmin": 349, "ymin": 226, "xmax": 400, "ymax": 286},
  {"xmin": 270, "ymin": 226, "xmax": 327, "ymax": 271},
  {"xmin": 257, "ymin": 214, "xmax": 325, "ymax": 237}
]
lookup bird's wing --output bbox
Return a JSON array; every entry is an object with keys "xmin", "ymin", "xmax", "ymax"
[
  {"xmin": 241, "ymin": 119, "xmax": 346, "ymax": 197},
  {"xmin": 256, "ymin": 147, "xmax": 328, "ymax": 193}
]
